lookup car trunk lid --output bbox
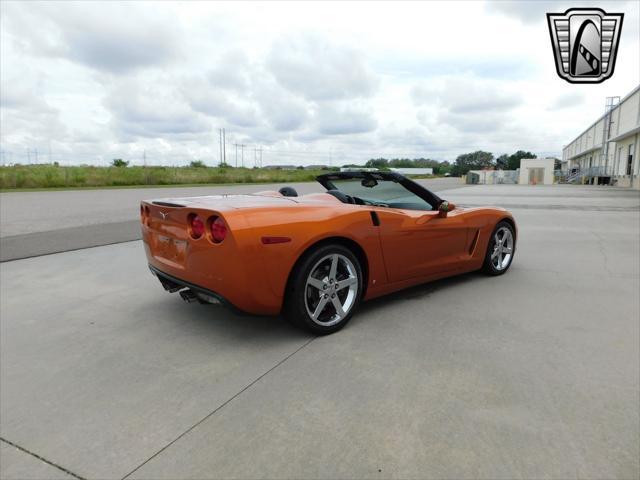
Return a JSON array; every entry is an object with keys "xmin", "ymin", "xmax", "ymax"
[{"xmin": 149, "ymin": 194, "xmax": 298, "ymax": 211}]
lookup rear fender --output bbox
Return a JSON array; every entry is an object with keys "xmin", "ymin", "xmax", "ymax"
[{"xmin": 247, "ymin": 209, "xmax": 388, "ymax": 309}]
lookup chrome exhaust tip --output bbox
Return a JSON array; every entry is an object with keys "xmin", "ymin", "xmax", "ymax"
[
  {"xmin": 195, "ymin": 292, "xmax": 222, "ymax": 305},
  {"xmin": 179, "ymin": 289, "xmax": 198, "ymax": 303}
]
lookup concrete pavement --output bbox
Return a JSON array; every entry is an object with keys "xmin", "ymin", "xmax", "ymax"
[{"xmin": 1, "ymin": 184, "xmax": 638, "ymax": 479}]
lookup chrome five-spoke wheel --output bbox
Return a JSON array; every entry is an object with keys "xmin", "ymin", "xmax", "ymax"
[
  {"xmin": 483, "ymin": 221, "xmax": 516, "ymax": 276},
  {"xmin": 305, "ymin": 253, "xmax": 358, "ymax": 327},
  {"xmin": 284, "ymin": 244, "xmax": 363, "ymax": 334},
  {"xmin": 491, "ymin": 226, "xmax": 514, "ymax": 271}
]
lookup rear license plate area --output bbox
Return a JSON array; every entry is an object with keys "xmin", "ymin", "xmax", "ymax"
[{"xmin": 154, "ymin": 235, "xmax": 187, "ymax": 265}]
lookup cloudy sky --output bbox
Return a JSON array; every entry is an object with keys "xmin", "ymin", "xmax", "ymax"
[{"xmin": 1, "ymin": 1, "xmax": 638, "ymax": 167}]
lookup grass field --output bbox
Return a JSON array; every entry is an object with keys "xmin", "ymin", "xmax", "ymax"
[{"xmin": 0, "ymin": 165, "xmax": 339, "ymax": 190}]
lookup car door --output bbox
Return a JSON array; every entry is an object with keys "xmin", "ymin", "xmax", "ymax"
[{"xmin": 374, "ymin": 207, "xmax": 470, "ymax": 283}]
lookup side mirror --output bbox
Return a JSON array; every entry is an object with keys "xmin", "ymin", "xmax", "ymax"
[{"xmin": 438, "ymin": 200, "xmax": 455, "ymax": 218}]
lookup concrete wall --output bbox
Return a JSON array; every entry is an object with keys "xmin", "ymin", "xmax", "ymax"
[
  {"xmin": 611, "ymin": 132, "xmax": 639, "ymax": 186},
  {"xmin": 466, "ymin": 170, "xmax": 518, "ymax": 185},
  {"xmin": 519, "ymin": 158, "xmax": 555, "ymax": 185},
  {"xmin": 612, "ymin": 89, "xmax": 640, "ymax": 138},
  {"xmin": 562, "ymin": 118, "xmax": 606, "ymax": 168},
  {"xmin": 562, "ymin": 84, "xmax": 640, "ymax": 188}
]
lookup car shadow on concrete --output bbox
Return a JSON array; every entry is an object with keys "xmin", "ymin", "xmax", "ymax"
[
  {"xmin": 354, "ymin": 270, "xmax": 483, "ymax": 317},
  {"xmin": 145, "ymin": 292, "xmax": 312, "ymax": 344},
  {"xmin": 152, "ymin": 271, "xmax": 484, "ymax": 340}
]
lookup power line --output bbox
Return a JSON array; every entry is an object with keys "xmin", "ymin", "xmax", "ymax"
[
  {"xmin": 253, "ymin": 146, "xmax": 264, "ymax": 168},
  {"xmin": 233, "ymin": 143, "xmax": 246, "ymax": 167},
  {"xmin": 218, "ymin": 128, "xmax": 227, "ymax": 166}
]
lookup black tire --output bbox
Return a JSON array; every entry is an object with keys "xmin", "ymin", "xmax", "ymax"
[
  {"xmin": 283, "ymin": 244, "xmax": 363, "ymax": 335},
  {"xmin": 482, "ymin": 221, "xmax": 516, "ymax": 276}
]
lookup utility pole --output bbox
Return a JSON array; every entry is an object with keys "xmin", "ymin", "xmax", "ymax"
[
  {"xmin": 233, "ymin": 144, "xmax": 246, "ymax": 167},
  {"xmin": 143, "ymin": 150, "xmax": 149, "ymax": 184},
  {"xmin": 222, "ymin": 128, "xmax": 226, "ymax": 165},
  {"xmin": 254, "ymin": 147, "xmax": 257, "ymax": 167},
  {"xmin": 219, "ymin": 129, "xmax": 223, "ymax": 165},
  {"xmin": 259, "ymin": 147, "xmax": 263, "ymax": 168}
]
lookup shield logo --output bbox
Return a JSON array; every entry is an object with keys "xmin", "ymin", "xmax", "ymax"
[{"xmin": 547, "ymin": 8, "xmax": 623, "ymax": 84}]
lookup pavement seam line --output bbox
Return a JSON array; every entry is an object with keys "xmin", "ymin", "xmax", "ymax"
[
  {"xmin": 0, "ymin": 437, "xmax": 87, "ymax": 480},
  {"xmin": 120, "ymin": 337, "xmax": 316, "ymax": 479}
]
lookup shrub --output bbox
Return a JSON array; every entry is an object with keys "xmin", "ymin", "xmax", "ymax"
[{"xmin": 111, "ymin": 159, "xmax": 129, "ymax": 167}]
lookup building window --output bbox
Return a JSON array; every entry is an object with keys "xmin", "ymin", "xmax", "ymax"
[{"xmin": 627, "ymin": 144, "xmax": 634, "ymax": 176}]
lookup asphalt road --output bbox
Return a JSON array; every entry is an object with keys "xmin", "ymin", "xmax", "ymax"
[
  {"xmin": 0, "ymin": 178, "xmax": 460, "ymax": 261},
  {"xmin": 1, "ymin": 183, "xmax": 639, "ymax": 479}
]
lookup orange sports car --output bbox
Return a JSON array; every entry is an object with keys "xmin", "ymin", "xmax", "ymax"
[{"xmin": 141, "ymin": 171, "xmax": 516, "ymax": 334}]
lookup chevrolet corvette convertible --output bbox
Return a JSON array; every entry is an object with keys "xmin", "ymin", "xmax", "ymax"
[{"xmin": 141, "ymin": 172, "xmax": 516, "ymax": 334}]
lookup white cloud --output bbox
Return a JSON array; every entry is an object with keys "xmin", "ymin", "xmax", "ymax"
[
  {"xmin": 315, "ymin": 102, "xmax": 378, "ymax": 135},
  {"xmin": 548, "ymin": 92, "xmax": 586, "ymax": 110},
  {"xmin": 105, "ymin": 79, "xmax": 211, "ymax": 139},
  {"xmin": 267, "ymin": 33, "xmax": 379, "ymax": 101},
  {"xmin": 0, "ymin": 0, "xmax": 638, "ymax": 166},
  {"xmin": 412, "ymin": 76, "xmax": 522, "ymax": 114},
  {"xmin": 485, "ymin": 0, "xmax": 632, "ymax": 25},
  {"xmin": 2, "ymin": 2, "xmax": 181, "ymax": 74}
]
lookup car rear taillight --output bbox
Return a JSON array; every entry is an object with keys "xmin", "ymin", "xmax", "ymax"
[
  {"xmin": 189, "ymin": 214, "xmax": 205, "ymax": 239},
  {"xmin": 209, "ymin": 216, "xmax": 227, "ymax": 243}
]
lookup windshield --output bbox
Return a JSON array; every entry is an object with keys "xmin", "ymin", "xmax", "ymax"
[{"xmin": 329, "ymin": 178, "xmax": 434, "ymax": 211}]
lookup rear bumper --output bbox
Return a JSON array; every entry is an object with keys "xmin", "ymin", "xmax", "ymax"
[{"xmin": 149, "ymin": 264, "xmax": 248, "ymax": 315}]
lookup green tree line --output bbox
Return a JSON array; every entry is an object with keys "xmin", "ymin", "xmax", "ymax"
[
  {"xmin": 363, "ymin": 158, "xmax": 451, "ymax": 175},
  {"xmin": 451, "ymin": 150, "xmax": 536, "ymax": 176},
  {"xmin": 362, "ymin": 151, "xmax": 538, "ymax": 176}
]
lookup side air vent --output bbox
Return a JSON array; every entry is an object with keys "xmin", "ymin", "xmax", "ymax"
[{"xmin": 469, "ymin": 229, "xmax": 480, "ymax": 255}]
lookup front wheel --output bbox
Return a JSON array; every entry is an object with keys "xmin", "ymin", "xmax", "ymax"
[
  {"xmin": 283, "ymin": 244, "xmax": 363, "ymax": 335},
  {"xmin": 482, "ymin": 221, "xmax": 516, "ymax": 276}
]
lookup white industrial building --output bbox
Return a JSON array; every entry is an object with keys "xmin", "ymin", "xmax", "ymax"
[
  {"xmin": 562, "ymin": 84, "xmax": 640, "ymax": 189},
  {"xmin": 466, "ymin": 169, "xmax": 518, "ymax": 185},
  {"xmin": 518, "ymin": 158, "xmax": 556, "ymax": 185},
  {"xmin": 466, "ymin": 158, "xmax": 556, "ymax": 185}
]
